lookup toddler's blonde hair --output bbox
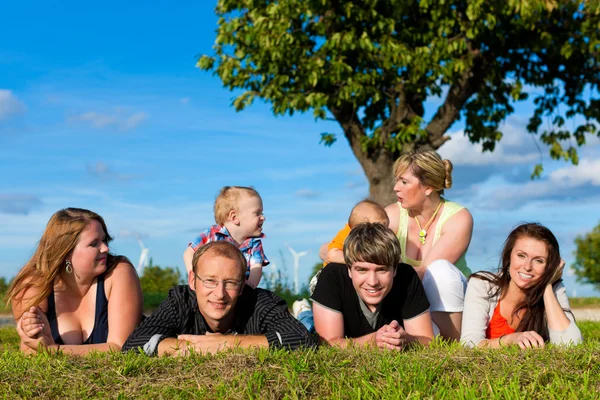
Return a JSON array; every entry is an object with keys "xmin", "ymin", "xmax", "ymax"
[{"xmin": 214, "ymin": 186, "xmax": 261, "ymax": 225}]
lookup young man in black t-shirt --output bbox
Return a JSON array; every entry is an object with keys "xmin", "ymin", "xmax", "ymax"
[{"xmin": 311, "ymin": 223, "xmax": 434, "ymax": 349}]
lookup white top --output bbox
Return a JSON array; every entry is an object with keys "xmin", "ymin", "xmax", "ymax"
[{"xmin": 460, "ymin": 274, "xmax": 583, "ymax": 347}]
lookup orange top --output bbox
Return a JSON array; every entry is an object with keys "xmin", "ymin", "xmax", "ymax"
[
  {"xmin": 324, "ymin": 224, "xmax": 351, "ymax": 266},
  {"xmin": 486, "ymin": 301, "xmax": 516, "ymax": 339},
  {"xmin": 328, "ymin": 224, "xmax": 351, "ymax": 251}
]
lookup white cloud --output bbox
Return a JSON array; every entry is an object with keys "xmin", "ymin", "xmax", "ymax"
[
  {"xmin": 0, "ymin": 194, "xmax": 42, "ymax": 215},
  {"xmin": 67, "ymin": 110, "xmax": 148, "ymax": 131},
  {"xmin": 87, "ymin": 161, "xmax": 139, "ymax": 181},
  {"xmin": 0, "ymin": 89, "xmax": 26, "ymax": 121},
  {"xmin": 549, "ymin": 158, "xmax": 600, "ymax": 186},
  {"xmin": 462, "ymin": 157, "xmax": 600, "ymax": 211},
  {"xmin": 295, "ymin": 189, "xmax": 320, "ymax": 198},
  {"xmin": 345, "ymin": 180, "xmax": 367, "ymax": 189},
  {"xmin": 88, "ymin": 161, "xmax": 111, "ymax": 176},
  {"xmin": 69, "ymin": 111, "xmax": 117, "ymax": 128},
  {"xmin": 438, "ymin": 121, "xmax": 540, "ymax": 166},
  {"xmin": 122, "ymin": 112, "xmax": 148, "ymax": 130}
]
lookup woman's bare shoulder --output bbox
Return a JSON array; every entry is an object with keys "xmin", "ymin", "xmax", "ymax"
[
  {"xmin": 10, "ymin": 281, "xmax": 49, "ymax": 320},
  {"xmin": 104, "ymin": 259, "xmax": 141, "ymax": 297},
  {"xmin": 443, "ymin": 207, "xmax": 473, "ymax": 231},
  {"xmin": 385, "ymin": 202, "xmax": 400, "ymax": 234}
]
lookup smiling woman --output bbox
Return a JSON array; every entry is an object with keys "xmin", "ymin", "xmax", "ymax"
[
  {"xmin": 461, "ymin": 223, "xmax": 583, "ymax": 349},
  {"xmin": 5, "ymin": 208, "xmax": 143, "ymax": 354}
]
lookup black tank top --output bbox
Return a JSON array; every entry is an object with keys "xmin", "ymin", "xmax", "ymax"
[{"xmin": 47, "ymin": 273, "xmax": 109, "ymax": 345}]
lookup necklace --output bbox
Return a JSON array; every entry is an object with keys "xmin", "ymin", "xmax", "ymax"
[{"xmin": 414, "ymin": 200, "xmax": 444, "ymax": 245}]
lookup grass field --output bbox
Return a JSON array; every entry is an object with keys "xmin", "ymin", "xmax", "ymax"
[
  {"xmin": 1, "ymin": 322, "xmax": 599, "ymax": 399},
  {"xmin": 569, "ymin": 297, "xmax": 600, "ymax": 308}
]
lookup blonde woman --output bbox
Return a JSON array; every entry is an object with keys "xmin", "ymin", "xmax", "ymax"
[
  {"xmin": 385, "ymin": 150, "xmax": 472, "ymax": 341},
  {"xmin": 7, "ymin": 208, "xmax": 143, "ymax": 354}
]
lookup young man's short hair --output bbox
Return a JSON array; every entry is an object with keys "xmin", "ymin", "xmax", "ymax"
[
  {"xmin": 192, "ymin": 241, "xmax": 247, "ymax": 278},
  {"xmin": 348, "ymin": 199, "xmax": 389, "ymax": 228},
  {"xmin": 343, "ymin": 223, "xmax": 401, "ymax": 269},
  {"xmin": 214, "ymin": 186, "xmax": 261, "ymax": 225}
]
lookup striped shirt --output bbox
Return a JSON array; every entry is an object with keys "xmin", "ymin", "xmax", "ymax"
[{"xmin": 122, "ymin": 285, "xmax": 315, "ymax": 355}]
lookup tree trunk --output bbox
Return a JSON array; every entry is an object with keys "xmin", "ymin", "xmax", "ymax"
[
  {"xmin": 355, "ymin": 150, "xmax": 397, "ymax": 206},
  {"xmin": 329, "ymin": 105, "xmax": 400, "ymax": 206}
]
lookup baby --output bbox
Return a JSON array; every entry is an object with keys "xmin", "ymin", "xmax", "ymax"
[
  {"xmin": 183, "ymin": 186, "xmax": 269, "ymax": 288},
  {"xmin": 325, "ymin": 199, "xmax": 390, "ymax": 265},
  {"xmin": 308, "ymin": 199, "xmax": 389, "ymax": 294}
]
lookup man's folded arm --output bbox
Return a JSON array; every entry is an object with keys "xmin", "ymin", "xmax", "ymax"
[
  {"xmin": 122, "ymin": 289, "xmax": 183, "ymax": 355},
  {"xmin": 260, "ymin": 295, "xmax": 317, "ymax": 350}
]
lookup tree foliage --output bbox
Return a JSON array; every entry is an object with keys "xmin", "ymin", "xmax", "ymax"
[
  {"xmin": 572, "ymin": 222, "xmax": 600, "ymax": 289},
  {"xmin": 199, "ymin": 0, "xmax": 600, "ymax": 204},
  {"xmin": 0, "ymin": 277, "xmax": 9, "ymax": 297},
  {"xmin": 139, "ymin": 261, "xmax": 184, "ymax": 295}
]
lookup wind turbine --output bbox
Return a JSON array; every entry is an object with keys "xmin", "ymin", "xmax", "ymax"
[
  {"xmin": 285, "ymin": 243, "xmax": 309, "ymax": 294},
  {"xmin": 137, "ymin": 238, "xmax": 150, "ymax": 274}
]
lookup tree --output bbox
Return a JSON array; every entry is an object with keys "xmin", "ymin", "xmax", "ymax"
[
  {"xmin": 0, "ymin": 277, "xmax": 9, "ymax": 296},
  {"xmin": 199, "ymin": 0, "xmax": 600, "ymax": 204},
  {"xmin": 572, "ymin": 222, "xmax": 600, "ymax": 290},
  {"xmin": 139, "ymin": 262, "xmax": 184, "ymax": 295}
]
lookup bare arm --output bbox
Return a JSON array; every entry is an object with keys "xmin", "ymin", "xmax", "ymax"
[
  {"xmin": 183, "ymin": 246, "xmax": 195, "ymax": 273},
  {"xmin": 100, "ymin": 262, "xmax": 144, "ymax": 350},
  {"xmin": 326, "ymin": 248, "xmax": 345, "ymax": 264},
  {"xmin": 17, "ymin": 312, "xmax": 121, "ymax": 354},
  {"xmin": 12, "ymin": 286, "xmax": 54, "ymax": 353},
  {"xmin": 246, "ymin": 264, "xmax": 263, "ymax": 288},
  {"xmin": 420, "ymin": 208, "xmax": 473, "ymax": 270},
  {"xmin": 313, "ymin": 302, "xmax": 376, "ymax": 348},
  {"xmin": 402, "ymin": 311, "xmax": 434, "ymax": 346},
  {"xmin": 385, "ymin": 203, "xmax": 400, "ymax": 235},
  {"xmin": 318, "ymin": 242, "xmax": 329, "ymax": 263}
]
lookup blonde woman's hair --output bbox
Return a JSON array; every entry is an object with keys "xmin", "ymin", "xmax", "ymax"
[
  {"xmin": 393, "ymin": 150, "xmax": 453, "ymax": 194},
  {"xmin": 214, "ymin": 186, "xmax": 261, "ymax": 226},
  {"xmin": 192, "ymin": 241, "xmax": 247, "ymax": 278},
  {"xmin": 6, "ymin": 208, "xmax": 128, "ymax": 318},
  {"xmin": 344, "ymin": 223, "xmax": 401, "ymax": 269},
  {"xmin": 348, "ymin": 199, "xmax": 389, "ymax": 228}
]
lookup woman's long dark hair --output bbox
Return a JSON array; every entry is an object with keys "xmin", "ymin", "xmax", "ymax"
[{"xmin": 471, "ymin": 222, "xmax": 562, "ymax": 341}]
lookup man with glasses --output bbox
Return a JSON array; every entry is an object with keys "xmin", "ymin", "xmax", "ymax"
[{"xmin": 123, "ymin": 241, "xmax": 314, "ymax": 355}]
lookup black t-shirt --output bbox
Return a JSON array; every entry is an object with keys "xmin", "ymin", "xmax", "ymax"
[{"xmin": 311, "ymin": 262, "xmax": 430, "ymax": 338}]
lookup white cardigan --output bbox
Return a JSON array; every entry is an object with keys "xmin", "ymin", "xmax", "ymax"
[{"xmin": 460, "ymin": 274, "xmax": 583, "ymax": 347}]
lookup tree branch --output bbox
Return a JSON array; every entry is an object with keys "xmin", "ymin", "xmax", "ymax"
[{"xmin": 425, "ymin": 52, "xmax": 487, "ymax": 149}]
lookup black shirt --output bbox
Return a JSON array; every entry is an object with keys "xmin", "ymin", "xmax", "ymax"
[
  {"xmin": 311, "ymin": 263, "xmax": 430, "ymax": 338},
  {"xmin": 123, "ymin": 285, "xmax": 315, "ymax": 355}
]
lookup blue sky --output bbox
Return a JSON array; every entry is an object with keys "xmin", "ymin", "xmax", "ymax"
[{"xmin": 1, "ymin": 1, "xmax": 599, "ymax": 296}]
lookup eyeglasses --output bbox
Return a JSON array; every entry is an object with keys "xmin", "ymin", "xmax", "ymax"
[{"xmin": 193, "ymin": 272, "xmax": 243, "ymax": 290}]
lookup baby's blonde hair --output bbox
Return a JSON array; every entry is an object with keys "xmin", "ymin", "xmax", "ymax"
[
  {"xmin": 214, "ymin": 186, "xmax": 261, "ymax": 225},
  {"xmin": 348, "ymin": 199, "xmax": 389, "ymax": 228},
  {"xmin": 393, "ymin": 150, "xmax": 452, "ymax": 194}
]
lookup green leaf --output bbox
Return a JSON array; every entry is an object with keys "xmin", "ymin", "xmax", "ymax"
[
  {"xmin": 531, "ymin": 164, "xmax": 544, "ymax": 179},
  {"xmin": 319, "ymin": 133, "xmax": 337, "ymax": 147}
]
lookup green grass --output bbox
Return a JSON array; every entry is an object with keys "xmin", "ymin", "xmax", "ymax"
[
  {"xmin": 569, "ymin": 297, "xmax": 600, "ymax": 308},
  {"xmin": 1, "ymin": 324, "xmax": 599, "ymax": 399}
]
